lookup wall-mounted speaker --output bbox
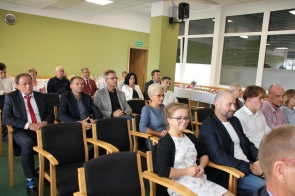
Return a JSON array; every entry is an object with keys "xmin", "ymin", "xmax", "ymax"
[{"xmin": 178, "ymin": 3, "xmax": 189, "ymax": 20}]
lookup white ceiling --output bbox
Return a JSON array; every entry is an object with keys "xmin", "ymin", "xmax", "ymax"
[{"xmin": 0, "ymin": 0, "xmax": 287, "ymax": 15}]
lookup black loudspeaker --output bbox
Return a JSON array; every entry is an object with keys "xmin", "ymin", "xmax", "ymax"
[{"xmin": 178, "ymin": 3, "xmax": 189, "ymax": 20}]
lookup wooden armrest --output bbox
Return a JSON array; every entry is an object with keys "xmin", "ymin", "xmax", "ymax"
[
  {"xmin": 33, "ymin": 146, "xmax": 59, "ymax": 166},
  {"xmin": 87, "ymin": 138, "xmax": 119, "ymax": 153},
  {"xmin": 208, "ymin": 161, "xmax": 245, "ymax": 178},
  {"xmin": 143, "ymin": 171, "xmax": 197, "ymax": 196},
  {"xmin": 130, "ymin": 131, "xmax": 153, "ymax": 139},
  {"xmin": 149, "ymin": 136, "xmax": 159, "ymax": 145},
  {"xmin": 73, "ymin": 192, "xmax": 85, "ymax": 196},
  {"xmin": 183, "ymin": 129, "xmax": 194, "ymax": 134},
  {"xmin": 131, "ymin": 113, "xmax": 138, "ymax": 117},
  {"xmin": 189, "ymin": 106, "xmax": 204, "ymax": 110},
  {"xmin": 7, "ymin": 125, "xmax": 13, "ymax": 132}
]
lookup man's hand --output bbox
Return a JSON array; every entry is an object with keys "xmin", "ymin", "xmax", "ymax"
[
  {"xmin": 36, "ymin": 121, "xmax": 48, "ymax": 130},
  {"xmin": 250, "ymin": 161, "xmax": 263, "ymax": 176},
  {"xmin": 29, "ymin": 123, "xmax": 39, "ymax": 132},
  {"xmin": 79, "ymin": 118, "xmax": 92, "ymax": 130},
  {"xmin": 112, "ymin": 109, "xmax": 125, "ymax": 117}
]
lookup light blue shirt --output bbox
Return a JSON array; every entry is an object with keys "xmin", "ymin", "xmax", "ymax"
[
  {"xmin": 139, "ymin": 104, "xmax": 166, "ymax": 149},
  {"xmin": 281, "ymin": 106, "xmax": 295, "ymax": 125}
]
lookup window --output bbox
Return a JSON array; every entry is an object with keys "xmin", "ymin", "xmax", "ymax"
[
  {"xmin": 262, "ymin": 34, "xmax": 295, "ymax": 90},
  {"xmin": 225, "ymin": 13, "xmax": 263, "ymax": 33},
  {"xmin": 188, "ymin": 18, "xmax": 215, "ymax": 35},
  {"xmin": 187, "ymin": 38, "xmax": 213, "ymax": 64},
  {"xmin": 269, "ymin": 9, "xmax": 295, "ymax": 31},
  {"xmin": 220, "ymin": 36, "xmax": 261, "ymax": 86}
]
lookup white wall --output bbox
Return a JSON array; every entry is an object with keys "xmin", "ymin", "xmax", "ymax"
[{"xmin": 0, "ymin": 1, "xmax": 151, "ymax": 33}]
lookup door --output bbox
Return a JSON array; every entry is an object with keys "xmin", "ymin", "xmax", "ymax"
[{"xmin": 128, "ymin": 46, "xmax": 148, "ymax": 93}]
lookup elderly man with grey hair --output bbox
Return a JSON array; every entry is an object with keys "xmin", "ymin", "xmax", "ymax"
[
  {"xmin": 229, "ymin": 83, "xmax": 244, "ymax": 111},
  {"xmin": 47, "ymin": 66, "xmax": 70, "ymax": 94}
]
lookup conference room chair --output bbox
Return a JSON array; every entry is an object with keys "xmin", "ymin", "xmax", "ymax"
[
  {"xmin": 91, "ymin": 118, "xmax": 136, "ymax": 157},
  {"xmin": 193, "ymin": 108, "xmax": 214, "ymax": 138},
  {"xmin": 127, "ymin": 99, "xmax": 146, "ymax": 116},
  {"xmin": 147, "ymin": 133, "xmax": 244, "ymax": 195},
  {"xmin": 131, "ymin": 114, "xmax": 159, "ymax": 171},
  {"xmin": 44, "ymin": 93, "xmax": 59, "ymax": 123},
  {"xmin": 73, "ymin": 151, "xmax": 194, "ymax": 196},
  {"xmin": 33, "ymin": 123, "xmax": 118, "ymax": 196},
  {"xmin": 7, "ymin": 125, "xmax": 28, "ymax": 187},
  {"xmin": 0, "ymin": 94, "xmax": 5, "ymax": 156}
]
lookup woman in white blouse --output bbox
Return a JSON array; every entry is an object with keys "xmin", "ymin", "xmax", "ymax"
[
  {"xmin": 27, "ymin": 68, "xmax": 46, "ymax": 93},
  {"xmin": 121, "ymin": 72, "xmax": 144, "ymax": 101}
]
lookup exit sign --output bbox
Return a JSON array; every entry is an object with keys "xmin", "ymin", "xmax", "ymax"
[{"xmin": 135, "ymin": 41, "xmax": 144, "ymax": 47}]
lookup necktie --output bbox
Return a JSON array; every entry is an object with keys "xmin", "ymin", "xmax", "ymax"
[
  {"xmin": 25, "ymin": 96, "xmax": 37, "ymax": 123},
  {"xmin": 86, "ymin": 80, "xmax": 91, "ymax": 94}
]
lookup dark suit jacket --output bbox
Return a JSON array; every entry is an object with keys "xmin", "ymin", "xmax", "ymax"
[
  {"xmin": 83, "ymin": 78, "xmax": 97, "ymax": 96},
  {"xmin": 144, "ymin": 80, "xmax": 153, "ymax": 100},
  {"xmin": 253, "ymin": 186, "xmax": 270, "ymax": 196},
  {"xmin": 199, "ymin": 113, "xmax": 258, "ymax": 188},
  {"xmin": 2, "ymin": 90, "xmax": 54, "ymax": 130},
  {"xmin": 57, "ymin": 91, "xmax": 103, "ymax": 122}
]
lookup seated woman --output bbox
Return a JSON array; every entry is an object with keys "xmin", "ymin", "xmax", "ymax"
[
  {"xmin": 281, "ymin": 89, "xmax": 295, "ymax": 125},
  {"xmin": 27, "ymin": 68, "xmax": 46, "ymax": 93},
  {"xmin": 139, "ymin": 83, "xmax": 166, "ymax": 149},
  {"xmin": 121, "ymin": 72, "xmax": 144, "ymax": 101},
  {"xmin": 156, "ymin": 103, "xmax": 234, "ymax": 196}
]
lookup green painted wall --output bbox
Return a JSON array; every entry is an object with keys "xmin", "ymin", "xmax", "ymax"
[
  {"xmin": 147, "ymin": 16, "xmax": 179, "ymax": 90},
  {"xmin": 0, "ymin": 9, "xmax": 149, "ymax": 77}
]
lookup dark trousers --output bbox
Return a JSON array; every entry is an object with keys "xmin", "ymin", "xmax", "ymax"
[{"xmin": 13, "ymin": 129, "xmax": 37, "ymax": 178}]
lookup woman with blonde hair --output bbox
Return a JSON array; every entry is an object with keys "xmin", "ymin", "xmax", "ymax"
[
  {"xmin": 281, "ymin": 89, "xmax": 295, "ymax": 125},
  {"xmin": 27, "ymin": 68, "xmax": 46, "ymax": 93},
  {"xmin": 156, "ymin": 103, "xmax": 234, "ymax": 196},
  {"xmin": 139, "ymin": 83, "xmax": 166, "ymax": 149}
]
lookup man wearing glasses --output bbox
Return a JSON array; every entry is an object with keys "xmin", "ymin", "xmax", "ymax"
[
  {"xmin": 199, "ymin": 91, "xmax": 265, "ymax": 196},
  {"xmin": 254, "ymin": 125, "xmax": 295, "ymax": 196},
  {"xmin": 93, "ymin": 70, "xmax": 132, "ymax": 121}
]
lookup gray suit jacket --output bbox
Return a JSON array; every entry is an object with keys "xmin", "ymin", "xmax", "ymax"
[{"xmin": 93, "ymin": 87, "xmax": 132, "ymax": 118}]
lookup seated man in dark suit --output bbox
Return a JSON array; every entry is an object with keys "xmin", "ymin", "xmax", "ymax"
[
  {"xmin": 199, "ymin": 91, "xmax": 265, "ymax": 196},
  {"xmin": 144, "ymin": 69, "xmax": 160, "ymax": 100},
  {"xmin": 57, "ymin": 76, "xmax": 103, "ymax": 137},
  {"xmin": 3, "ymin": 73, "xmax": 54, "ymax": 196},
  {"xmin": 254, "ymin": 125, "xmax": 295, "ymax": 196},
  {"xmin": 93, "ymin": 70, "xmax": 132, "ymax": 128}
]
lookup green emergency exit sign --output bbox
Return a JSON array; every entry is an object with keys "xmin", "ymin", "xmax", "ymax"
[{"xmin": 135, "ymin": 41, "xmax": 144, "ymax": 47}]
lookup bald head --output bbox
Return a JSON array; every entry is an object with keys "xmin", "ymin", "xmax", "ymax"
[
  {"xmin": 103, "ymin": 68, "xmax": 110, "ymax": 74},
  {"xmin": 214, "ymin": 91, "xmax": 236, "ymax": 121},
  {"xmin": 268, "ymin": 84, "xmax": 284, "ymax": 109}
]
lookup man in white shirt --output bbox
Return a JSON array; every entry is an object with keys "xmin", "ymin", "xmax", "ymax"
[
  {"xmin": 161, "ymin": 76, "xmax": 178, "ymax": 105},
  {"xmin": 234, "ymin": 85, "xmax": 271, "ymax": 149},
  {"xmin": 0, "ymin": 62, "xmax": 14, "ymax": 94},
  {"xmin": 97, "ymin": 67, "xmax": 109, "ymax": 90}
]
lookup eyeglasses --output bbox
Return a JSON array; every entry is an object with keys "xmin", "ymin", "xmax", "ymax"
[
  {"xmin": 153, "ymin": 94, "xmax": 165, "ymax": 98},
  {"xmin": 107, "ymin": 77, "xmax": 118, "ymax": 80},
  {"xmin": 281, "ymin": 158, "xmax": 295, "ymax": 164},
  {"xmin": 169, "ymin": 116, "xmax": 190, "ymax": 122}
]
